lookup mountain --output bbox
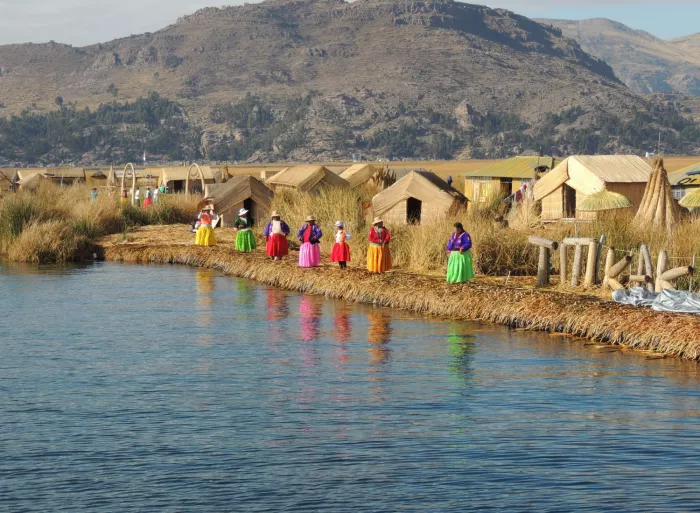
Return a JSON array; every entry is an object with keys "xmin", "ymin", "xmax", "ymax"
[
  {"xmin": 538, "ymin": 18, "xmax": 700, "ymax": 95},
  {"xmin": 0, "ymin": 0, "xmax": 697, "ymax": 164}
]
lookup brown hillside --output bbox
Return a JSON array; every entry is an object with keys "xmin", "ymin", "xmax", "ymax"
[{"xmin": 539, "ymin": 18, "xmax": 700, "ymax": 95}]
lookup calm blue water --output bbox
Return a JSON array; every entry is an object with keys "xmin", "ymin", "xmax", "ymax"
[{"xmin": 2, "ymin": 262, "xmax": 700, "ymax": 512}]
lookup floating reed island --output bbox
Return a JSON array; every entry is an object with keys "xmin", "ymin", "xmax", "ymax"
[{"xmin": 100, "ymin": 225, "xmax": 700, "ymax": 361}]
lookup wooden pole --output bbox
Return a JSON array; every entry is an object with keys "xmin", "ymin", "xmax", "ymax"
[
  {"xmin": 571, "ymin": 245, "xmax": 583, "ymax": 287},
  {"xmin": 594, "ymin": 234, "xmax": 605, "ymax": 285},
  {"xmin": 608, "ymin": 255, "xmax": 633, "ymax": 280},
  {"xmin": 660, "ymin": 266, "xmax": 694, "ymax": 282},
  {"xmin": 655, "ymin": 250, "xmax": 669, "ymax": 293},
  {"xmin": 562, "ymin": 237, "xmax": 595, "ymax": 246},
  {"xmin": 527, "ymin": 236, "xmax": 559, "ymax": 250},
  {"xmin": 559, "ymin": 243, "xmax": 568, "ymax": 285},
  {"xmin": 602, "ymin": 247, "xmax": 615, "ymax": 288},
  {"xmin": 537, "ymin": 247, "xmax": 551, "ymax": 287},
  {"xmin": 584, "ymin": 241, "xmax": 598, "ymax": 288}
]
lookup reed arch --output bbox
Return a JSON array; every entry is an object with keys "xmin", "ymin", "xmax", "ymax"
[
  {"xmin": 185, "ymin": 163, "xmax": 206, "ymax": 198},
  {"xmin": 121, "ymin": 163, "xmax": 137, "ymax": 204}
]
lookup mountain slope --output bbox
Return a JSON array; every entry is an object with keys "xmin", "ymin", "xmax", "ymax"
[
  {"xmin": 538, "ymin": 18, "xmax": 700, "ymax": 95},
  {"xmin": 0, "ymin": 0, "xmax": 695, "ymax": 163}
]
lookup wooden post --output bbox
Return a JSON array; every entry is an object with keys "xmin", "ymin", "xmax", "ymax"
[
  {"xmin": 537, "ymin": 247, "xmax": 550, "ymax": 287},
  {"xmin": 594, "ymin": 234, "xmax": 606, "ymax": 285},
  {"xmin": 641, "ymin": 245, "xmax": 654, "ymax": 292},
  {"xmin": 602, "ymin": 247, "xmax": 615, "ymax": 288},
  {"xmin": 571, "ymin": 245, "xmax": 583, "ymax": 287},
  {"xmin": 559, "ymin": 243, "xmax": 568, "ymax": 285},
  {"xmin": 528, "ymin": 236, "xmax": 558, "ymax": 288},
  {"xmin": 655, "ymin": 250, "xmax": 669, "ymax": 293},
  {"xmin": 584, "ymin": 240, "xmax": 598, "ymax": 288},
  {"xmin": 608, "ymin": 255, "xmax": 633, "ymax": 280}
]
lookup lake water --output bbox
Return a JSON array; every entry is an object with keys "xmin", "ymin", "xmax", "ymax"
[{"xmin": 2, "ymin": 262, "xmax": 700, "ymax": 512}]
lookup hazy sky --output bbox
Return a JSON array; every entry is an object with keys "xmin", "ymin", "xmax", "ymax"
[{"xmin": 0, "ymin": 0, "xmax": 697, "ymax": 46}]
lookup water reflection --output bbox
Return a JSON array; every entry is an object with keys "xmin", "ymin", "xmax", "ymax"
[
  {"xmin": 265, "ymin": 288, "xmax": 289, "ymax": 345},
  {"xmin": 447, "ymin": 323, "xmax": 475, "ymax": 384},
  {"xmin": 236, "ymin": 279, "xmax": 256, "ymax": 311},
  {"xmin": 333, "ymin": 304, "xmax": 352, "ymax": 367},
  {"xmin": 368, "ymin": 312, "xmax": 392, "ymax": 366},
  {"xmin": 195, "ymin": 269, "xmax": 215, "ymax": 347},
  {"xmin": 299, "ymin": 296, "xmax": 322, "ymax": 344}
]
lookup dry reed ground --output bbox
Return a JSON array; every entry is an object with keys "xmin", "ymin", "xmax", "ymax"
[{"xmin": 100, "ymin": 225, "xmax": 700, "ymax": 361}]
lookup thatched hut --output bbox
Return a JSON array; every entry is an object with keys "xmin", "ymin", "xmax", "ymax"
[
  {"xmin": 16, "ymin": 172, "xmax": 43, "ymax": 190},
  {"xmin": 205, "ymin": 176, "xmax": 274, "ymax": 227},
  {"xmin": 266, "ymin": 165, "xmax": 348, "ymax": 192},
  {"xmin": 371, "ymin": 171, "xmax": 468, "ymax": 225},
  {"xmin": 463, "ymin": 156, "xmax": 557, "ymax": 208},
  {"xmin": 578, "ymin": 190, "xmax": 633, "ymax": 212},
  {"xmin": 339, "ymin": 164, "xmax": 377, "ymax": 189},
  {"xmin": 260, "ymin": 169, "xmax": 282, "ymax": 182},
  {"xmin": 19, "ymin": 167, "xmax": 86, "ymax": 185},
  {"xmin": 0, "ymin": 169, "xmax": 19, "ymax": 191},
  {"xmin": 533, "ymin": 156, "xmax": 651, "ymax": 220},
  {"xmin": 668, "ymin": 162, "xmax": 700, "ymax": 201}
]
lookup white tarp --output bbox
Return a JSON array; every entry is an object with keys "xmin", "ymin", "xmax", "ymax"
[{"xmin": 612, "ymin": 287, "xmax": 700, "ymax": 314}]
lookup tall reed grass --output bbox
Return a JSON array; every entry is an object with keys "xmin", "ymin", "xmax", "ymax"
[{"xmin": 0, "ymin": 182, "xmax": 199, "ymax": 263}]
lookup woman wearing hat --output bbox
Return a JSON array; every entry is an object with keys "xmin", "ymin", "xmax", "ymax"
[
  {"xmin": 367, "ymin": 217, "xmax": 391, "ymax": 273},
  {"xmin": 331, "ymin": 221, "xmax": 351, "ymax": 269},
  {"xmin": 264, "ymin": 211, "xmax": 290, "ymax": 260},
  {"xmin": 446, "ymin": 222, "xmax": 474, "ymax": 283},
  {"xmin": 195, "ymin": 203, "xmax": 218, "ymax": 247},
  {"xmin": 234, "ymin": 208, "xmax": 256, "ymax": 252},
  {"xmin": 297, "ymin": 216, "xmax": 323, "ymax": 268}
]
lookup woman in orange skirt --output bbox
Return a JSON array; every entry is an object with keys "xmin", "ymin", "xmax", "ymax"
[{"xmin": 367, "ymin": 217, "xmax": 391, "ymax": 273}]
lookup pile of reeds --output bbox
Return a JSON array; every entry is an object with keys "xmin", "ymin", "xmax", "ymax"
[{"xmin": 103, "ymin": 241, "xmax": 700, "ymax": 360}]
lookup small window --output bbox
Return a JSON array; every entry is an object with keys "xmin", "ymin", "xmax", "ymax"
[{"xmin": 672, "ymin": 186, "xmax": 686, "ymax": 200}]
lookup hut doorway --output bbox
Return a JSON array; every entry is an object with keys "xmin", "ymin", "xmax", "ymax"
[
  {"xmin": 244, "ymin": 198, "xmax": 255, "ymax": 226},
  {"xmin": 563, "ymin": 184, "xmax": 576, "ymax": 217},
  {"xmin": 500, "ymin": 179, "xmax": 513, "ymax": 197},
  {"xmin": 407, "ymin": 197, "xmax": 422, "ymax": 224},
  {"xmin": 172, "ymin": 180, "xmax": 185, "ymax": 193}
]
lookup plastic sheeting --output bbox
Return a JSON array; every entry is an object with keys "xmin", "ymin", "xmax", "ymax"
[{"xmin": 612, "ymin": 287, "xmax": 700, "ymax": 314}]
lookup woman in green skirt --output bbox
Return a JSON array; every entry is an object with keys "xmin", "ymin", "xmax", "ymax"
[
  {"xmin": 446, "ymin": 222, "xmax": 474, "ymax": 283},
  {"xmin": 234, "ymin": 208, "xmax": 257, "ymax": 252}
]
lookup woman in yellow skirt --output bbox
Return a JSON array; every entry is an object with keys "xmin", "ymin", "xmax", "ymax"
[
  {"xmin": 195, "ymin": 205, "xmax": 218, "ymax": 247},
  {"xmin": 367, "ymin": 217, "xmax": 392, "ymax": 273}
]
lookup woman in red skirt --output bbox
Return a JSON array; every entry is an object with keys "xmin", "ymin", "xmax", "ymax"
[
  {"xmin": 264, "ymin": 211, "xmax": 290, "ymax": 260},
  {"xmin": 331, "ymin": 221, "xmax": 351, "ymax": 269}
]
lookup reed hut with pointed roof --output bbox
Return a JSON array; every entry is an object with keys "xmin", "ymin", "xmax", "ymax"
[
  {"xmin": 533, "ymin": 155, "xmax": 651, "ymax": 220},
  {"xmin": 204, "ymin": 175, "xmax": 274, "ymax": 227},
  {"xmin": 266, "ymin": 165, "xmax": 348, "ymax": 192},
  {"xmin": 339, "ymin": 163, "xmax": 377, "ymax": 189},
  {"xmin": 372, "ymin": 171, "xmax": 468, "ymax": 225}
]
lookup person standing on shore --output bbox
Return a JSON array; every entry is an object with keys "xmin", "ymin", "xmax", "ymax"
[
  {"xmin": 331, "ymin": 221, "xmax": 351, "ymax": 269},
  {"xmin": 90, "ymin": 188, "xmax": 98, "ymax": 201},
  {"xmin": 234, "ymin": 208, "xmax": 257, "ymax": 252},
  {"xmin": 446, "ymin": 222, "xmax": 474, "ymax": 284},
  {"xmin": 367, "ymin": 217, "xmax": 392, "ymax": 273},
  {"xmin": 264, "ymin": 211, "xmax": 290, "ymax": 260},
  {"xmin": 153, "ymin": 186, "xmax": 160, "ymax": 204},
  {"xmin": 195, "ymin": 205, "xmax": 218, "ymax": 247},
  {"xmin": 143, "ymin": 186, "xmax": 153, "ymax": 208},
  {"xmin": 297, "ymin": 216, "xmax": 322, "ymax": 268},
  {"xmin": 120, "ymin": 189, "xmax": 129, "ymax": 205},
  {"xmin": 134, "ymin": 187, "xmax": 141, "ymax": 208}
]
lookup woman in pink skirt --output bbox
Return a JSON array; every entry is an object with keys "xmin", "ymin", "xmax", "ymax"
[{"xmin": 297, "ymin": 215, "xmax": 323, "ymax": 268}]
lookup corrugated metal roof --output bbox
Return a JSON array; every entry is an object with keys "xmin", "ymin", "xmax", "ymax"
[
  {"xmin": 668, "ymin": 162, "xmax": 700, "ymax": 186},
  {"xmin": 463, "ymin": 156, "xmax": 557, "ymax": 179},
  {"xmin": 570, "ymin": 155, "xmax": 650, "ymax": 183}
]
